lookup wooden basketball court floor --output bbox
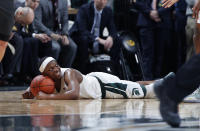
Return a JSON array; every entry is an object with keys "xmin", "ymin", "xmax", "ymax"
[{"xmin": 0, "ymin": 86, "xmax": 200, "ymax": 131}]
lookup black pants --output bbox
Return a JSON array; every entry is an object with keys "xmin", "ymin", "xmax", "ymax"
[
  {"xmin": 71, "ymin": 35, "xmax": 121, "ymax": 74},
  {"xmin": 57, "ymin": 37, "xmax": 77, "ymax": 68},
  {"xmin": 22, "ymin": 37, "xmax": 52, "ymax": 77},
  {"xmin": 174, "ymin": 11, "xmax": 187, "ymax": 69},
  {"xmin": 139, "ymin": 26, "xmax": 173, "ymax": 80},
  {"xmin": 139, "ymin": 27, "xmax": 155, "ymax": 80},
  {"xmin": 166, "ymin": 54, "xmax": 200, "ymax": 103}
]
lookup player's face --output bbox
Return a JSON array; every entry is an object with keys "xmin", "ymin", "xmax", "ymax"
[
  {"xmin": 94, "ymin": 0, "xmax": 107, "ymax": 10},
  {"xmin": 44, "ymin": 60, "xmax": 62, "ymax": 80}
]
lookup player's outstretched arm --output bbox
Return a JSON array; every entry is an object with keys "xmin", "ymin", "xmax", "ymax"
[
  {"xmin": 36, "ymin": 70, "xmax": 80, "ymax": 100},
  {"xmin": 162, "ymin": 0, "xmax": 179, "ymax": 8}
]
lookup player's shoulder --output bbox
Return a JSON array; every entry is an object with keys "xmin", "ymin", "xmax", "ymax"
[
  {"xmin": 64, "ymin": 68, "xmax": 83, "ymax": 83},
  {"xmin": 62, "ymin": 68, "xmax": 78, "ymax": 76}
]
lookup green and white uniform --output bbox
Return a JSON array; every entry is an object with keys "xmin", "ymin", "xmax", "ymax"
[{"xmin": 59, "ymin": 68, "xmax": 155, "ymax": 99}]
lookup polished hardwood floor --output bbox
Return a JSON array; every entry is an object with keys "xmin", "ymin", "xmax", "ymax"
[{"xmin": 0, "ymin": 90, "xmax": 199, "ymax": 130}]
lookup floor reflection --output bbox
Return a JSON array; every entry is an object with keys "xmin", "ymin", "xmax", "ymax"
[
  {"xmin": 0, "ymin": 91, "xmax": 200, "ymax": 130},
  {"xmin": 0, "ymin": 114, "xmax": 199, "ymax": 131}
]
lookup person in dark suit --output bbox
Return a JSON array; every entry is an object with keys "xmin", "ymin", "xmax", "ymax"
[
  {"xmin": 14, "ymin": 0, "xmax": 53, "ymax": 79},
  {"xmin": 136, "ymin": 0, "xmax": 173, "ymax": 80},
  {"xmin": 153, "ymin": 0, "xmax": 200, "ymax": 127},
  {"xmin": 0, "ymin": 0, "xmax": 15, "ymax": 62},
  {"xmin": 1, "ymin": 7, "xmax": 34, "ymax": 84},
  {"xmin": 34, "ymin": 0, "xmax": 77, "ymax": 68},
  {"xmin": 69, "ymin": 0, "xmax": 121, "ymax": 74}
]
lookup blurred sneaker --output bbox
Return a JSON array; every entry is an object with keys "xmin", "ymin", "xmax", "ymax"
[{"xmin": 154, "ymin": 72, "xmax": 181, "ymax": 127}]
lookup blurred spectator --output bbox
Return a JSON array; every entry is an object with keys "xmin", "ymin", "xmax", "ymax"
[
  {"xmin": 69, "ymin": 0, "xmax": 121, "ymax": 74},
  {"xmin": 136, "ymin": 0, "xmax": 173, "ymax": 80},
  {"xmin": 34, "ymin": 0, "xmax": 77, "ymax": 68},
  {"xmin": 15, "ymin": 0, "xmax": 52, "ymax": 80},
  {"xmin": 1, "ymin": 7, "xmax": 33, "ymax": 85}
]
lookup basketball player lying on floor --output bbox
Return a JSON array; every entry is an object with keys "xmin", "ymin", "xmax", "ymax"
[{"xmin": 23, "ymin": 57, "xmax": 157, "ymax": 100}]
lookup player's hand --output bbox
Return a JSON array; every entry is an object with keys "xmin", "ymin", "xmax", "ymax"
[
  {"xmin": 22, "ymin": 91, "xmax": 34, "ymax": 99},
  {"xmin": 192, "ymin": 0, "xmax": 200, "ymax": 19},
  {"xmin": 162, "ymin": 0, "xmax": 179, "ymax": 8}
]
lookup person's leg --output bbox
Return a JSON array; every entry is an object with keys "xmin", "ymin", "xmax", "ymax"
[
  {"xmin": 120, "ymin": 80, "xmax": 155, "ymax": 99},
  {"xmin": 139, "ymin": 27, "xmax": 155, "ymax": 80},
  {"xmin": 21, "ymin": 38, "xmax": 40, "ymax": 77},
  {"xmin": 185, "ymin": 17, "xmax": 195, "ymax": 61},
  {"xmin": 154, "ymin": 54, "xmax": 200, "ymax": 127},
  {"xmin": 58, "ymin": 37, "xmax": 77, "ymax": 68},
  {"xmin": 29, "ymin": 38, "xmax": 42, "ymax": 77},
  {"xmin": 109, "ymin": 36, "xmax": 121, "ymax": 62},
  {"xmin": 39, "ymin": 41, "xmax": 52, "ymax": 58},
  {"xmin": 108, "ymin": 36, "xmax": 122, "ymax": 77},
  {"xmin": 51, "ymin": 40, "xmax": 61, "ymax": 60},
  {"xmin": 89, "ymin": 72, "xmax": 155, "ymax": 98},
  {"xmin": 22, "ymin": 37, "xmax": 43, "ymax": 77},
  {"xmin": 174, "ymin": 12, "xmax": 187, "ymax": 69},
  {"xmin": 71, "ymin": 35, "xmax": 90, "ymax": 74},
  {"xmin": 167, "ymin": 54, "xmax": 200, "ymax": 102},
  {"xmin": 154, "ymin": 27, "xmax": 172, "ymax": 78},
  {"xmin": 21, "ymin": 38, "xmax": 32, "ymax": 76}
]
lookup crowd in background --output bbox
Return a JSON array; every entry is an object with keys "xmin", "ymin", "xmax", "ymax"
[
  {"xmin": 0, "ymin": 0, "xmax": 196, "ymax": 86},
  {"xmin": 115, "ymin": 0, "xmax": 196, "ymax": 80}
]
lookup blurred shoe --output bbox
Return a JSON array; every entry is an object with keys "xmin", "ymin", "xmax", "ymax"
[{"xmin": 154, "ymin": 72, "xmax": 181, "ymax": 127}]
